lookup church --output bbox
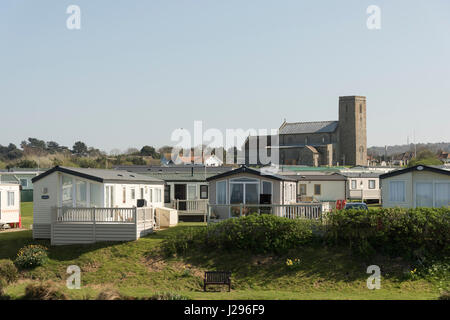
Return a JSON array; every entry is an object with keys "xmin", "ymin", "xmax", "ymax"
[{"xmin": 244, "ymin": 96, "xmax": 367, "ymax": 167}]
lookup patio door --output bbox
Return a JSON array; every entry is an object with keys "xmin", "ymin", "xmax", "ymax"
[{"xmin": 174, "ymin": 184, "xmax": 187, "ymax": 210}]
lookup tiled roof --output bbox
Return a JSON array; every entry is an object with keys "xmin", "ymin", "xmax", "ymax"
[{"xmin": 279, "ymin": 121, "xmax": 338, "ymax": 135}]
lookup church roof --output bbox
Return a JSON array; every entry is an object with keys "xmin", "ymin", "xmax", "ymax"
[{"xmin": 279, "ymin": 120, "xmax": 338, "ymax": 135}]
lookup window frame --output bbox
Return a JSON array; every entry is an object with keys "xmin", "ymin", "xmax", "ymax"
[
  {"xmin": 389, "ymin": 180, "xmax": 406, "ymax": 203},
  {"xmin": 200, "ymin": 185, "xmax": 208, "ymax": 200},
  {"xmin": 216, "ymin": 180, "xmax": 227, "ymax": 205},
  {"xmin": 7, "ymin": 191, "xmax": 15, "ymax": 206},
  {"xmin": 314, "ymin": 184, "xmax": 321, "ymax": 196}
]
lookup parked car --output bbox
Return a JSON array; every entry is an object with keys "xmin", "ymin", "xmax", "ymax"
[{"xmin": 343, "ymin": 202, "xmax": 369, "ymax": 211}]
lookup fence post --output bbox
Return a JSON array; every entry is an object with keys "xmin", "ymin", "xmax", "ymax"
[
  {"xmin": 207, "ymin": 204, "xmax": 211, "ymax": 223},
  {"xmin": 92, "ymin": 208, "xmax": 96, "ymax": 243}
]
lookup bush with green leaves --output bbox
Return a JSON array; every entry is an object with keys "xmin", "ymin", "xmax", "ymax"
[
  {"xmin": 0, "ymin": 259, "xmax": 18, "ymax": 284},
  {"xmin": 0, "ymin": 278, "xmax": 10, "ymax": 300},
  {"xmin": 324, "ymin": 207, "xmax": 450, "ymax": 257},
  {"xmin": 14, "ymin": 245, "xmax": 49, "ymax": 269},
  {"xmin": 163, "ymin": 214, "xmax": 321, "ymax": 255}
]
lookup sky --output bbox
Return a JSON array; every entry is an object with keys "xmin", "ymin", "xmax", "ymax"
[{"xmin": 1, "ymin": 0, "xmax": 449, "ymax": 153}]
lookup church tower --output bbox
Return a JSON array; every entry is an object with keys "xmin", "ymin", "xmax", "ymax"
[{"xmin": 338, "ymin": 96, "xmax": 367, "ymax": 166}]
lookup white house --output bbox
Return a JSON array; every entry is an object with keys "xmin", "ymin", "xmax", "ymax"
[
  {"xmin": 204, "ymin": 155, "xmax": 224, "ymax": 167},
  {"xmin": 32, "ymin": 166, "xmax": 168, "ymax": 244},
  {"xmin": 0, "ymin": 183, "xmax": 21, "ymax": 227},
  {"xmin": 380, "ymin": 165, "xmax": 450, "ymax": 208}
]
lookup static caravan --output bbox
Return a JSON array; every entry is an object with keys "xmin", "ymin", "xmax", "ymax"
[
  {"xmin": 380, "ymin": 165, "xmax": 450, "ymax": 208},
  {"xmin": 0, "ymin": 183, "xmax": 21, "ymax": 227},
  {"xmin": 113, "ymin": 165, "xmax": 233, "ymax": 221},
  {"xmin": 281, "ymin": 173, "xmax": 347, "ymax": 202},
  {"xmin": 32, "ymin": 166, "xmax": 168, "ymax": 244},
  {"xmin": 207, "ymin": 166, "xmax": 299, "ymax": 220},
  {"xmin": 0, "ymin": 169, "xmax": 43, "ymax": 202}
]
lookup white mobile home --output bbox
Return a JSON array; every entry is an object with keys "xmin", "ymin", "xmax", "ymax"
[
  {"xmin": 0, "ymin": 183, "xmax": 21, "ymax": 226},
  {"xmin": 380, "ymin": 165, "xmax": 450, "ymax": 208},
  {"xmin": 207, "ymin": 166, "xmax": 300, "ymax": 219},
  {"xmin": 281, "ymin": 173, "xmax": 348, "ymax": 202},
  {"xmin": 32, "ymin": 166, "xmax": 167, "ymax": 244},
  {"xmin": 113, "ymin": 165, "xmax": 233, "ymax": 221},
  {"xmin": 341, "ymin": 172, "xmax": 381, "ymax": 203}
]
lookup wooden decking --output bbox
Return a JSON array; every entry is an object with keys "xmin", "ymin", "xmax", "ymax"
[{"xmin": 50, "ymin": 207, "xmax": 157, "ymax": 245}]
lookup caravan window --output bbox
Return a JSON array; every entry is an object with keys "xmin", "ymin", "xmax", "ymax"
[
  {"xmin": 389, "ymin": 181, "xmax": 405, "ymax": 202},
  {"xmin": 62, "ymin": 175, "xmax": 73, "ymax": 206},
  {"xmin": 200, "ymin": 185, "xmax": 208, "ymax": 199},
  {"xmin": 7, "ymin": 191, "xmax": 15, "ymax": 206},
  {"xmin": 216, "ymin": 181, "xmax": 227, "ymax": 204}
]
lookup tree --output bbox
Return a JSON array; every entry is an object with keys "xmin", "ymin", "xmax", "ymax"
[
  {"xmin": 15, "ymin": 159, "xmax": 38, "ymax": 168},
  {"xmin": 158, "ymin": 145, "xmax": 173, "ymax": 155},
  {"xmin": 72, "ymin": 141, "xmax": 88, "ymax": 156},
  {"xmin": 408, "ymin": 149, "xmax": 443, "ymax": 167},
  {"xmin": 140, "ymin": 145, "xmax": 159, "ymax": 158}
]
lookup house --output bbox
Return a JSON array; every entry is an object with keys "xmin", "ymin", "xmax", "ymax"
[
  {"xmin": 113, "ymin": 165, "xmax": 233, "ymax": 221},
  {"xmin": 32, "ymin": 166, "xmax": 170, "ymax": 244},
  {"xmin": 245, "ymin": 96, "xmax": 367, "ymax": 167},
  {"xmin": 340, "ymin": 171, "xmax": 381, "ymax": 203},
  {"xmin": 0, "ymin": 183, "xmax": 21, "ymax": 227},
  {"xmin": 281, "ymin": 172, "xmax": 348, "ymax": 202},
  {"xmin": 437, "ymin": 151, "xmax": 450, "ymax": 164},
  {"xmin": 206, "ymin": 166, "xmax": 299, "ymax": 219},
  {"xmin": 204, "ymin": 155, "xmax": 224, "ymax": 167},
  {"xmin": 380, "ymin": 165, "xmax": 450, "ymax": 208},
  {"xmin": 0, "ymin": 169, "xmax": 44, "ymax": 202},
  {"xmin": 391, "ymin": 152, "xmax": 413, "ymax": 167}
]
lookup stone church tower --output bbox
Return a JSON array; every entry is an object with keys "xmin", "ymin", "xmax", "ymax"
[{"xmin": 338, "ymin": 96, "xmax": 367, "ymax": 166}]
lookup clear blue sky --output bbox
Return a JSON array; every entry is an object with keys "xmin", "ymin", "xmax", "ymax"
[{"xmin": 1, "ymin": 0, "xmax": 449, "ymax": 152}]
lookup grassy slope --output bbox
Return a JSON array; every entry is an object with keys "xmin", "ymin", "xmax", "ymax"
[{"xmin": 0, "ymin": 203, "xmax": 442, "ymax": 300}]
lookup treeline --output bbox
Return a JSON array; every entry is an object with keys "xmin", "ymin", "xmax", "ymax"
[{"xmin": 0, "ymin": 138, "xmax": 173, "ymax": 169}]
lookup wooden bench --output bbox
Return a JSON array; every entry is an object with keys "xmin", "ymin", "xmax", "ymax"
[{"xmin": 204, "ymin": 271, "xmax": 231, "ymax": 292}]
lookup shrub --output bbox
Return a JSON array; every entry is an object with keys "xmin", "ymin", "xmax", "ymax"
[
  {"xmin": 96, "ymin": 289, "xmax": 122, "ymax": 300},
  {"xmin": 0, "ymin": 278, "xmax": 10, "ymax": 300},
  {"xmin": 15, "ymin": 245, "xmax": 49, "ymax": 269},
  {"xmin": 162, "ymin": 214, "xmax": 321, "ymax": 255},
  {"xmin": 324, "ymin": 207, "xmax": 450, "ymax": 257},
  {"xmin": 439, "ymin": 291, "xmax": 450, "ymax": 300},
  {"xmin": 146, "ymin": 292, "xmax": 191, "ymax": 300},
  {"xmin": 0, "ymin": 259, "xmax": 18, "ymax": 284},
  {"xmin": 23, "ymin": 281, "xmax": 69, "ymax": 300}
]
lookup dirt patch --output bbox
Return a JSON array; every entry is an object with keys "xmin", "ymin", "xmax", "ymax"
[
  {"xmin": 142, "ymin": 255, "xmax": 168, "ymax": 272},
  {"xmin": 142, "ymin": 255, "xmax": 204, "ymax": 278},
  {"xmin": 251, "ymin": 255, "xmax": 276, "ymax": 266},
  {"xmin": 82, "ymin": 262, "xmax": 101, "ymax": 273}
]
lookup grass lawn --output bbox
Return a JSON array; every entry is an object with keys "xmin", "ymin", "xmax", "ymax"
[
  {"xmin": 0, "ymin": 203, "xmax": 445, "ymax": 300},
  {"xmin": 20, "ymin": 202, "xmax": 33, "ymax": 229}
]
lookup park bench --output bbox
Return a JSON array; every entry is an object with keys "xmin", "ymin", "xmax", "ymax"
[{"xmin": 204, "ymin": 271, "xmax": 232, "ymax": 292}]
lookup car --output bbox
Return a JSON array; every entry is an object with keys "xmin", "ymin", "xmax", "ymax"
[{"xmin": 343, "ymin": 202, "xmax": 369, "ymax": 211}]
